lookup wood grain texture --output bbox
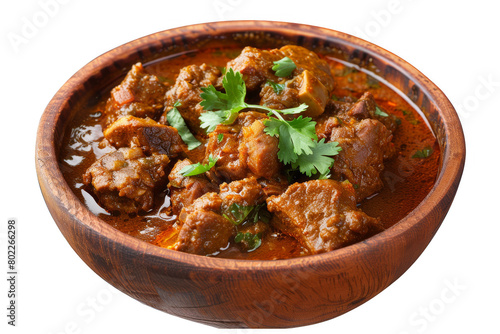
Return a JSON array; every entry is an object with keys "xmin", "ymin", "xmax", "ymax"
[{"xmin": 35, "ymin": 21, "xmax": 465, "ymax": 328}]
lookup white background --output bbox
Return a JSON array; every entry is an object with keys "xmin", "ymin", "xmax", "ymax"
[{"xmin": 1, "ymin": 0, "xmax": 498, "ymax": 333}]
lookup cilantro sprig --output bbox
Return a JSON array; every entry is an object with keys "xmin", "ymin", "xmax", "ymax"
[
  {"xmin": 167, "ymin": 101, "xmax": 201, "ymax": 150},
  {"xmin": 180, "ymin": 154, "xmax": 218, "ymax": 176},
  {"xmin": 272, "ymin": 57, "xmax": 296, "ymax": 77},
  {"xmin": 199, "ymin": 68, "xmax": 341, "ymax": 177},
  {"xmin": 199, "ymin": 68, "xmax": 307, "ymax": 133},
  {"xmin": 263, "ymin": 111, "xmax": 342, "ymax": 176}
]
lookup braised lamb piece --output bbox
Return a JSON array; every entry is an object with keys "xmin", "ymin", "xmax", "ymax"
[
  {"xmin": 267, "ymin": 180, "xmax": 384, "ymax": 254},
  {"xmin": 317, "ymin": 92, "xmax": 396, "ymax": 201},
  {"xmin": 160, "ymin": 64, "xmax": 221, "ymax": 134},
  {"xmin": 203, "ymin": 112, "xmax": 281, "ymax": 183},
  {"xmin": 103, "ymin": 63, "xmax": 168, "ymax": 126},
  {"xmin": 82, "ymin": 147, "xmax": 170, "ymax": 213},
  {"xmin": 168, "ymin": 159, "xmax": 218, "ymax": 216},
  {"xmin": 104, "ymin": 115, "xmax": 186, "ymax": 157}
]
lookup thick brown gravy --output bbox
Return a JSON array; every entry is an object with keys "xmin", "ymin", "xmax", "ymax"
[{"xmin": 59, "ymin": 46, "xmax": 440, "ymax": 260}]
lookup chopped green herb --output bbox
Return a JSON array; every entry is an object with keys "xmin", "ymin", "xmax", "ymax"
[
  {"xmin": 375, "ymin": 106, "xmax": 389, "ymax": 117},
  {"xmin": 223, "ymin": 203, "xmax": 255, "ymax": 225},
  {"xmin": 266, "ymin": 80, "xmax": 285, "ymax": 94},
  {"xmin": 180, "ymin": 154, "xmax": 218, "ymax": 176},
  {"xmin": 331, "ymin": 94, "xmax": 339, "ymax": 101},
  {"xmin": 167, "ymin": 101, "xmax": 201, "ymax": 150},
  {"xmin": 412, "ymin": 147, "xmax": 433, "ymax": 158},
  {"xmin": 256, "ymin": 203, "xmax": 272, "ymax": 223},
  {"xmin": 353, "ymin": 184, "xmax": 360, "ymax": 189},
  {"xmin": 272, "ymin": 57, "xmax": 296, "ymax": 77},
  {"xmin": 217, "ymin": 133, "xmax": 224, "ymax": 143},
  {"xmin": 223, "ymin": 202, "xmax": 270, "ymax": 226},
  {"xmin": 234, "ymin": 232, "xmax": 262, "ymax": 251}
]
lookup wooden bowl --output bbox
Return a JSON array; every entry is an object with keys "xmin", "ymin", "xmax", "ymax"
[{"xmin": 36, "ymin": 21, "xmax": 465, "ymax": 328}]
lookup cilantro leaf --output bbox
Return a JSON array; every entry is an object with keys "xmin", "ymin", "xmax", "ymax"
[
  {"xmin": 412, "ymin": 146, "xmax": 433, "ymax": 158},
  {"xmin": 375, "ymin": 106, "xmax": 389, "ymax": 117},
  {"xmin": 199, "ymin": 85, "xmax": 229, "ymax": 111},
  {"xmin": 180, "ymin": 154, "xmax": 218, "ymax": 176},
  {"xmin": 291, "ymin": 139, "xmax": 342, "ymax": 177},
  {"xmin": 222, "ymin": 68, "xmax": 247, "ymax": 108},
  {"xmin": 234, "ymin": 232, "xmax": 262, "ymax": 251},
  {"xmin": 223, "ymin": 203, "xmax": 255, "ymax": 226},
  {"xmin": 265, "ymin": 80, "xmax": 285, "ymax": 94},
  {"xmin": 274, "ymin": 103, "xmax": 308, "ymax": 115},
  {"xmin": 272, "ymin": 57, "xmax": 296, "ymax": 77},
  {"xmin": 199, "ymin": 110, "xmax": 229, "ymax": 133},
  {"xmin": 264, "ymin": 115, "xmax": 317, "ymax": 164},
  {"xmin": 166, "ymin": 101, "xmax": 201, "ymax": 150},
  {"xmin": 223, "ymin": 202, "xmax": 270, "ymax": 226}
]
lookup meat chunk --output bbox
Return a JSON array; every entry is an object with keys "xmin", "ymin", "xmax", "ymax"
[
  {"xmin": 314, "ymin": 92, "xmax": 398, "ymax": 201},
  {"xmin": 83, "ymin": 147, "xmax": 170, "ymax": 213},
  {"xmin": 219, "ymin": 177, "xmax": 265, "ymax": 207},
  {"xmin": 319, "ymin": 92, "xmax": 398, "ymax": 135},
  {"xmin": 174, "ymin": 193, "xmax": 235, "ymax": 255},
  {"xmin": 326, "ymin": 119, "xmax": 395, "ymax": 201},
  {"xmin": 205, "ymin": 121, "xmax": 247, "ymax": 182},
  {"xmin": 278, "ymin": 45, "xmax": 335, "ymax": 92},
  {"xmin": 103, "ymin": 63, "xmax": 168, "ymax": 126},
  {"xmin": 168, "ymin": 159, "xmax": 217, "ymax": 215},
  {"xmin": 242, "ymin": 120, "xmax": 280, "ymax": 179},
  {"xmin": 346, "ymin": 91, "xmax": 377, "ymax": 120},
  {"xmin": 173, "ymin": 177, "xmax": 268, "ymax": 255},
  {"xmin": 204, "ymin": 114, "xmax": 281, "ymax": 183},
  {"xmin": 103, "ymin": 115, "xmax": 185, "ymax": 157},
  {"xmin": 260, "ymin": 70, "xmax": 329, "ymax": 117},
  {"xmin": 225, "ymin": 46, "xmax": 281, "ymax": 91},
  {"xmin": 161, "ymin": 64, "xmax": 221, "ymax": 134},
  {"xmin": 266, "ymin": 180, "xmax": 383, "ymax": 254}
]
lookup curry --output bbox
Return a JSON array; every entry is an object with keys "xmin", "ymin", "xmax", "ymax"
[{"xmin": 59, "ymin": 44, "xmax": 440, "ymax": 260}]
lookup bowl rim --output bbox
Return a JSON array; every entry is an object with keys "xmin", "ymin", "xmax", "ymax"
[{"xmin": 36, "ymin": 20, "xmax": 465, "ymax": 272}]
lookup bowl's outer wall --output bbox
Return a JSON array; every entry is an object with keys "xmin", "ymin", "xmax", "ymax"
[{"xmin": 36, "ymin": 21, "xmax": 465, "ymax": 328}]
